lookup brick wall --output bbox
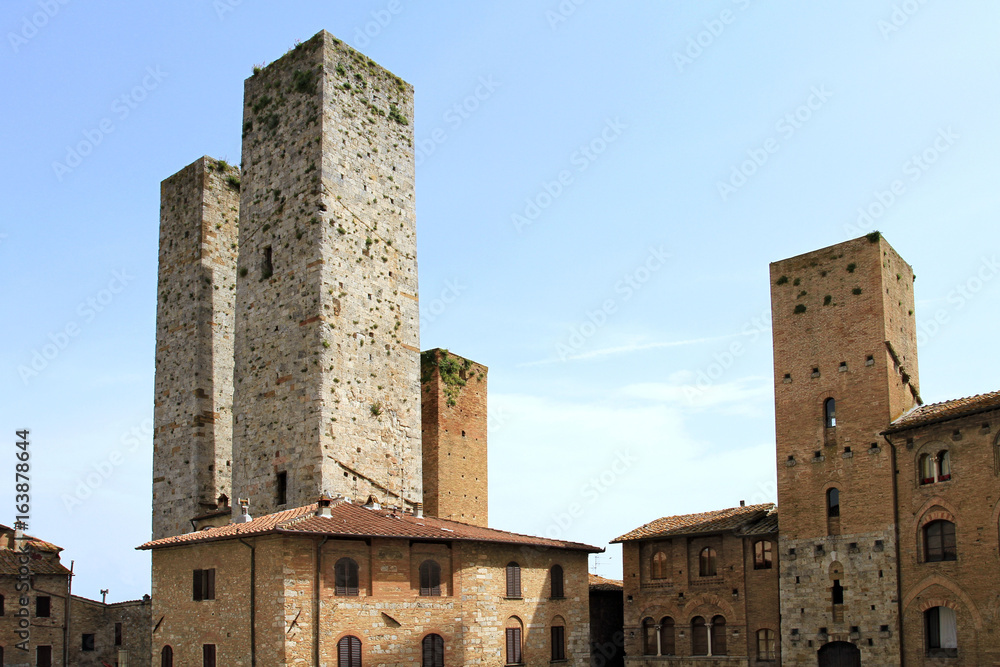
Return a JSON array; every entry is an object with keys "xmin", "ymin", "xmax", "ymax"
[
  {"xmin": 232, "ymin": 30, "xmax": 422, "ymax": 518},
  {"xmin": 421, "ymin": 349, "xmax": 488, "ymax": 526},
  {"xmin": 152, "ymin": 156, "xmax": 239, "ymax": 540},
  {"xmin": 0, "ymin": 572, "xmax": 67, "ymax": 665}
]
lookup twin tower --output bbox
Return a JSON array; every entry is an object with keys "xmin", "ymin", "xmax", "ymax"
[{"xmin": 151, "ymin": 31, "xmax": 486, "ymax": 540}]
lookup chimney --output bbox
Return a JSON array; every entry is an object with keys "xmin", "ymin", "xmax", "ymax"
[
  {"xmin": 363, "ymin": 495, "xmax": 382, "ymax": 511},
  {"xmin": 316, "ymin": 494, "xmax": 334, "ymax": 518},
  {"xmin": 232, "ymin": 498, "xmax": 252, "ymax": 524},
  {"xmin": 740, "ymin": 500, "xmax": 745, "ymax": 507},
  {"xmin": 414, "ymin": 502, "xmax": 424, "ymax": 518}
]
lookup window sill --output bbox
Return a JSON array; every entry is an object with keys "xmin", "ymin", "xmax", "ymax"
[
  {"xmin": 548, "ymin": 596, "xmax": 566, "ymax": 601},
  {"xmin": 504, "ymin": 596, "xmax": 524, "ymax": 600}
]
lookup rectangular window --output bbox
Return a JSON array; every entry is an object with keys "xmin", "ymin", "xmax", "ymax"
[
  {"xmin": 36, "ymin": 596, "xmax": 51, "ymax": 618},
  {"xmin": 193, "ymin": 568, "xmax": 216, "ymax": 601},
  {"xmin": 505, "ymin": 627, "xmax": 522, "ymax": 665},
  {"xmin": 115, "ymin": 622, "xmax": 123, "ymax": 646},
  {"xmin": 82, "ymin": 633, "xmax": 95, "ymax": 651},
  {"xmin": 276, "ymin": 471, "xmax": 288, "ymax": 505},
  {"xmin": 262, "ymin": 246, "xmax": 273, "ymax": 280},
  {"xmin": 551, "ymin": 625, "xmax": 566, "ymax": 661},
  {"xmin": 37, "ymin": 646, "xmax": 52, "ymax": 667},
  {"xmin": 203, "ymin": 644, "xmax": 217, "ymax": 667}
]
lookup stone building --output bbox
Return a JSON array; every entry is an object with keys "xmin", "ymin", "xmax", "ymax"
[
  {"xmin": 614, "ymin": 504, "xmax": 779, "ymax": 666},
  {"xmin": 589, "ymin": 574, "xmax": 625, "ymax": 667},
  {"xmin": 139, "ymin": 497, "xmax": 598, "ymax": 666},
  {"xmin": 0, "ymin": 525, "xmax": 151, "ymax": 666}
]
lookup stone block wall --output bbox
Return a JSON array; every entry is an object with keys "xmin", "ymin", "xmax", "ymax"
[
  {"xmin": 0, "ymin": 572, "xmax": 67, "ymax": 665},
  {"xmin": 232, "ymin": 30, "xmax": 421, "ymax": 518},
  {"xmin": 421, "ymin": 349, "xmax": 489, "ymax": 526},
  {"xmin": 152, "ymin": 156, "xmax": 239, "ymax": 540}
]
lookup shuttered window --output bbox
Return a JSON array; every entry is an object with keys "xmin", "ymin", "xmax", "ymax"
[
  {"xmin": 193, "ymin": 569, "xmax": 216, "ymax": 601},
  {"xmin": 550, "ymin": 565, "xmax": 564, "ymax": 598},
  {"xmin": 551, "ymin": 625, "xmax": 566, "ymax": 660},
  {"xmin": 335, "ymin": 558, "xmax": 360, "ymax": 596},
  {"xmin": 37, "ymin": 646, "xmax": 52, "ymax": 667},
  {"xmin": 505, "ymin": 627, "xmax": 522, "ymax": 665},
  {"xmin": 505, "ymin": 562, "xmax": 521, "ymax": 598},
  {"xmin": 419, "ymin": 560, "xmax": 441, "ymax": 596},
  {"xmin": 338, "ymin": 636, "xmax": 362, "ymax": 667},
  {"xmin": 691, "ymin": 617, "xmax": 708, "ymax": 656},
  {"xmin": 421, "ymin": 634, "xmax": 444, "ymax": 667},
  {"xmin": 202, "ymin": 644, "xmax": 216, "ymax": 667}
]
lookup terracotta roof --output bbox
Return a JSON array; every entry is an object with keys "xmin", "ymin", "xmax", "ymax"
[
  {"xmin": 0, "ymin": 525, "xmax": 63, "ymax": 554},
  {"xmin": 0, "ymin": 549, "xmax": 71, "ymax": 576},
  {"xmin": 884, "ymin": 389, "xmax": 1000, "ymax": 434},
  {"xmin": 138, "ymin": 501, "xmax": 601, "ymax": 553},
  {"xmin": 611, "ymin": 503, "xmax": 776, "ymax": 543},
  {"xmin": 589, "ymin": 574, "xmax": 623, "ymax": 591}
]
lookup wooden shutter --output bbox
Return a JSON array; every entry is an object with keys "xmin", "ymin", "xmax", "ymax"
[
  {"xmin": 551, "ymin": 565, "xmax": 564, "ymax": 598},
  {"xmin": 350, "ymin": 636, "xmax": 361, "ymax": 666},
  {"xmin": 206, "ymin": 569, "xmax": 216, "ymax": 600},
  {"xmin": 193, "ymin": 570, "xmax": 203, "ymax": 601},
  {"xmin": 506, "ymin": 627, "xmax": 522, "ymax": 664},
  {"xmin": 338, "ymin": 638, "xmax": 349, "ymax": 666},
  {"xmin": 551, "ymin": 626, "xmax": 565, "ymax": 660},
  {"xmin": 203, "ymin": 644, "xmax": 216, "ymax": 667},
  {"xmin": 506, "ymin": 563, "xmax": 521, "ymax": 597}
]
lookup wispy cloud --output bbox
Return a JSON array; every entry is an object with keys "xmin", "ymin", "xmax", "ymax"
[
  {"xmin": 519, "ymin": 333, "xmax": 740, "ymax": 367},
  {"xmin": 621, "ymin": 371, "xmax": 772, "ymax": 415}
]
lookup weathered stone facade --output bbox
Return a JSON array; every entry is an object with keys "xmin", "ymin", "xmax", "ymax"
[
  {"xmin": 770, "ymin": 234, "xmax": 918, "ymax": 665},
  {"xmin": 152, "ymin": 156, "xmax": 240, "ymax": 540},
  {"xmin": 143, "ymin": 501, "xmax": 597, "ymax": 666},
  {"xmin": 615, "ymin": 505, "xmax": 779, "ymax": 666},
  {"xmin": 232, "ymin": 30, "xmax": 421, "ymax": 518},
  {"xmin": 421, "ymin": 349, "xmax": 488, "ymax": 526}
]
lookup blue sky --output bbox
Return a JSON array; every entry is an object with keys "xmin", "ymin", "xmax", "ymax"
[{"xmin": 1, "ymin": 1, "xmax": 998, "ymax": 601}]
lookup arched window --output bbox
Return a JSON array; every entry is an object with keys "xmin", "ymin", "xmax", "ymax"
[
  {"xmin": 824, "ymin": 398, "xmax": 836, "ymax": 428},
  {"xmin": 699, "ymin": 547, "xmax": 717, "ymax": 577},
  {"xmin": 338, "ymin": 636, "xmax": 362, "ymax": 667},
  {"xmin": 160, "ymin": 646, "xmax": 173, "ymax": 667},
  {"xmin": 505, "ymin": 617, "xmax": 523, "ymax": 665},
  {"xmin": 756, "ymin": 629, "xmax": 776, "ymax": 661},
  {"xmin": 754, "ymin": 541, "xmax": 773, "ymax": 570},
  {"xmin": 550, "ymin": 616, "xmax": 566, "ymax": 661},
  {"xmin": 827, "ymin": 488, "xmax": 840, "ymax": 518},
  {"xmin": 550, "ymin": 564, "xmax": 564, "ymax": 598},
  {"xmin": 421, "ymin": 634, "xmax": 444, "ymax": 667},
  {"xmin": 419, "ymin": 559, "xmax": 441, "ymax": 596},
  {"xmin": 691, "ymin": 616, "xmax": 708, "ymax": 656},
  {"xmin": 651, "ymin": 551, "xmax": 667, "ymax": 579},
  {"xmin": 924, "ymin": 520, "xmax": 957, "ymax": 562},
  {"xmin": 505, "ymin": 562, "xmax": 521, "ymax": 598},
  {"xmin": 919, "ymin": 454, "xmax": 935, "ymax": 485},
  {"xmin": 938, "ymin": 450, "xmax": 951, "ymax": 481},
  {"xmin": 711, "ymin": 616, "xmax": 727, "ymax": 656},
  {"xmin": 925, "ymin": 606, "xmax": 958, "ymax": 657},
  {"xmin": 659, "ymin": 617, "xmax": 675, "ymax": 656},
  {"xmin": 335, "ymin": 558, "xmax": 359, "ymax": 596},
  {"xmin": 642, "ymin": 617, "xmax": 656, "ymax": 655}
]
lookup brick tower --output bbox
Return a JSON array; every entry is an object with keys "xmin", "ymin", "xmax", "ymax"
[
  {"xmin": 231, "ymin": 31, "xmax": 421, "ymax": 516},
  {"xmin": 770, "ymin": 233, "xmax": 919, "ymax": 664},
  {"xmin": 152, "ymin": 157, "xmax": 240, "ymax": 540},
  {"xmin": 420, "ymin": 349, "xmax": 488, "ymax": 526}
]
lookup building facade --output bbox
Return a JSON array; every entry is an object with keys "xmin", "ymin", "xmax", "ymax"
[
  {"xmin": 615, "ymin": 504, "xmax": 779, "ymax": 667},
  {"xmin": 141, "ymin": 498, "xmax": 597, "ymax": 666}
]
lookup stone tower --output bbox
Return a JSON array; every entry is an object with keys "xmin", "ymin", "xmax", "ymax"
[
  {"xmin": 152, "ymin": 157, "xmax": 240, "ymax": 540},
  {"xmin": 420, "ymin": 349, "xmax": 488, "ymax": 526},
  {"xmin": 231, "ymin": 31, "xmax": 421, "ymax": 517},
  {"xmin": 770, "ymin": 233, "xmax": 919, "ymax": 664}
]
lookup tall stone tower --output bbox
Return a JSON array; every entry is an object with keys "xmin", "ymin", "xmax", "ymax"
[
  {"xmin": 770, "ymin": 233, "xmax": 919, "ymax": 665},
  {"xmin": 152, "ymin": 157, "xmax": 240, "ymax": 540},
  {"xmin": 421, "ymin": 349, "xmax": 488, "ymax": 526},
  {"xmin": 231, "ymin": 31, "xmax": 421, "ymax": 516}
]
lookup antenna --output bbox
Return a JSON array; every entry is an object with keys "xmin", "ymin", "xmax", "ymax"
[{"xmin": 100, "ymin": 589, "xmax": 109, "ymax": 604}]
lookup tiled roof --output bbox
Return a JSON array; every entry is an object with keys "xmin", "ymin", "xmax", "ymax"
[
  {"xmin": 589, "ymin": 574, "xmax": 623, "ymax": 591},
  {"xmin": 0, "ymin": 549, "xmax": 71, "ymax": 576},
  {"xmin": 611, "ymin": 503, "xmax": 776, "ymax": 543},
  {"xmin": 138, "ymin": 501, "xmax": 601, "ymax": 553},
  {"xmin": 884, "ymin": 389, "xmax": 1000, "ymax": 434},
  {"xmin": 0, "ymin": 525, "xmax": 63, "ymax": 553}
]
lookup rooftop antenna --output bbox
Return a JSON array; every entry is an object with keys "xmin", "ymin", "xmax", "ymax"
[{"xmin": 100, "ymin": 589, "xmax": 109, "ymax": 604}]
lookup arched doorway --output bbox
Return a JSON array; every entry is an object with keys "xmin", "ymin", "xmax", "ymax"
[{"xmin": 817, "ymin": 641, "xmax": 861, "ymax": 667}]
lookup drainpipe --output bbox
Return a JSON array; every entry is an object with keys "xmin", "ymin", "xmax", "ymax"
[
  {"xmin": 237, "ymin": 539, "xmax": 256, "ymax": 667},
  {"xmin": 314, "ymin": 537, "xmax": 329, "ymax": 666}
]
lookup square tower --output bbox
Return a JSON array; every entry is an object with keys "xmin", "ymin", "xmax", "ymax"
[
  {"xmin": 420, "ymin": 350, "xmax": 488, "ymax": 526},
  {"xmin": 770, "ymin": 233, "xmax": 919, "ymax": 664},
  {"xmin": 152, "ymin": 157, "xmax": 240, "ymax": 540},
  {"xmin": 232, "ymin": 31, "xmax": 420, "ymax": 516}
]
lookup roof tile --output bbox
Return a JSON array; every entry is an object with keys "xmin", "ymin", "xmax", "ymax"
[
  {"xmin": 885, "ymin": 389, "xmax": 1000, "ymax": 433},
  {"xmin": 611, "ymin": 503, "xmax": 776, "ymax": 543}
]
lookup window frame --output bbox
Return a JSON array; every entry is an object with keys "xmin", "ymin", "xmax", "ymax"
[
  {"xmin": 161, "ymin": 645, "xmax": 174, "ymax": 667},
  {"xmin": 335, "ymin": 557, "xmax": 360, "ymax": 596},
  {"xmin": 824, "ymin": 398, "xmax": 836, "ymax": 428},
  {"xmin": 756, "ymin": 628, "xmax": 777, "ymax": 661},
  {"xmin": 549, "ymin": 564, "xmax": 564, "ymax": 598},
  {"xmin": 193, "ymin": 568, "xmax": 216, "ymax": 601},
  {"xmin": 505, "ymin": 625, "xmax": 523, "ymax": 665},
  {"xmin": 753, "ymin": 540, "xmax": 773, "ymax": 570},
  {"xmin": 35, "ymin": 595, "xmax": 51, "ymax": 618},
  {"xmin": 337, "ymin": 636, "xmax": 362, "ymax": 667},
  {"xmin": 691, "ymin": 616, "xmax": 708, "ymax": 656},
  {"xmin": 698, "ymin": 547, "xmax": 717, "ymax": 577},
  {"xmin": 419, "ymin": 559, "xmax": 442, "ymax": 597},
  {"xmin": 924, "ymin": 606, "xmax": 959, "ymax": 658},
  {"xmin": 421, "ymin": 633, "xmax": 444, "ymax": 667},
  {"xmin": 202, "ymin": 643, "xmax": 216, "ymax": 667},
  {"xmin": 550, "ymin": 623, "xmax": 566, "ymax": 661},
  {"xmin": 651, "ymin": 550, "xmax": 667, "ymax": 580},
  {"xmin": 827, "ymin": 488, "xmax": 841, "ymax": 518},
  {"xmin": 924, "ymin": 520, "xmax": 957, "ymax": 563},
  {"xmin": 505, "ymin": 562, "xmax": 522, "ymax": 598},
  {"xmin": 711, "ymin": 615, "xmax": 728, "ymax": 656},
  {"xmin": 659, "ymin": 616, "xmax": 675, "ymax": 656}
]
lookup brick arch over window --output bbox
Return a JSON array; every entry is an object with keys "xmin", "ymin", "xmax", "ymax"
[
  {"xmin": 681, "ymin": 593, "xmax": 736, "ymax": 621},
  {"xmin": 913, "ymin": 506, "xmax": 958, "ymax": 549},
  {"xmin": 915, "ymin": 440, "xmax": 951, "ymax": 485},
  {"xmin": 902, "ymin": 577, "xmax": 983, "ymax": 630}
]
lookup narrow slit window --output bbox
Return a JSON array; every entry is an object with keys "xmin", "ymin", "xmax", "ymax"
[
  {"xmin": 262, "ymin": 246, "xmax": 273, "ymax": 280},
  {"xmin": 824, "ymin": 398, "xmax": 836, "ymax": 427},
  {"xmin": 276, "ymin": 471, "xmax": 287, "ymax": 506}
]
